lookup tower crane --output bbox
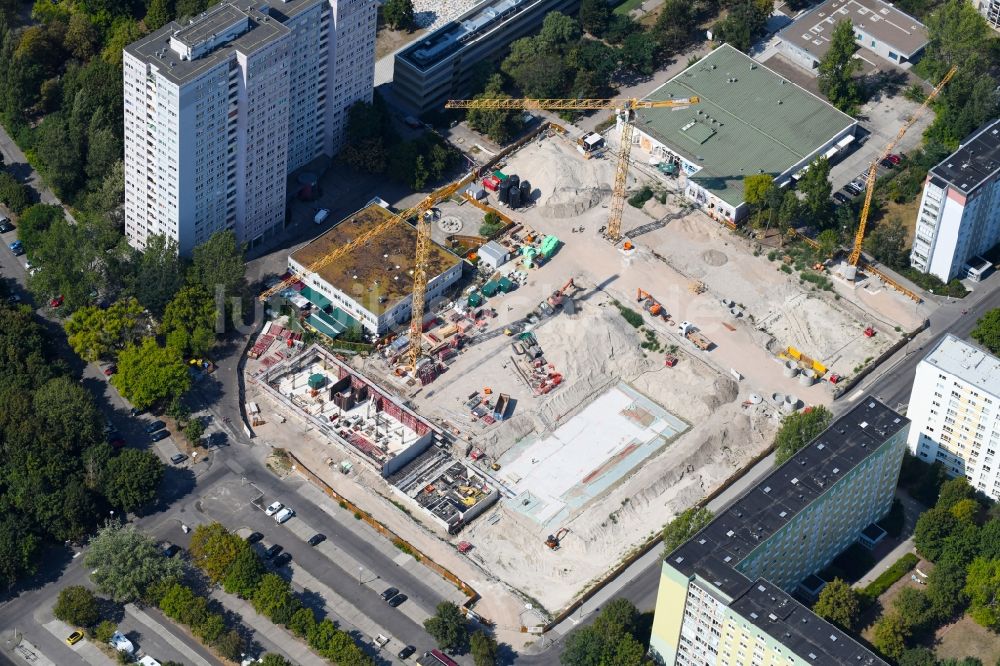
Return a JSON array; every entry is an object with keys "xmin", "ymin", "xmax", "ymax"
[
  {"xmin": 257, "ymin": 175, "xmax": 474, "ymax": 371},
  {"xmin": 846, "ymin": 66, "xmax": 957, "ymax": 272},
  {"xmin": 445, "ymin": 96, "xmax": 699, "ymax": 242}
]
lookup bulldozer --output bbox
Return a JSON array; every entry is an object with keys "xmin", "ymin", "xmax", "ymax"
[{"xmin": 545, "ymin": 527, "xmax": 569, "ymax": 550}]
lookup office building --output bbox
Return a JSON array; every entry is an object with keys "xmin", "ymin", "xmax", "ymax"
[
  {"xmin": 633, "ymin": 45, "xmax": 856, "ymax": 224},
  {"xmin": 123, "ymin": 0, "xmax": 375, "ymax": 255},
  {"xmin": 287, "ymin": 200, "xmax": 463, "ymax": 337},
  {"xmin": 909, "ymin": 119, "xmax": 1000, "ymax": 283},
  {"xmin": 650, "ymin": 398, "xmax": 908, "ymax": 665},
  {"xmin": 907, "ymin": 334, "xmax": 1000, "ymax": 500},
  {"xmin": 393, "ymin": 0, "xmax": 580, "ymax": 115},
  {"xmin": 777, "ymin": 0, "xmax": 928, "ymax": 72}
]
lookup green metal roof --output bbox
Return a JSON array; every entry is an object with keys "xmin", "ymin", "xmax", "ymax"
[
  {"xmin": 299, "ymin": 285, "xmax": 333, "ymax": 311},
  {"xmin": 307, "ymin": 307, "xmax": 360, "ymax": 339},
  {"xmin": 636, "ymin": 44, "xmax": 856, "ymax": 207}
]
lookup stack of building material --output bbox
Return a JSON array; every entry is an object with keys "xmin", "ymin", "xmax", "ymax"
[{"xmin": 249, "ymin": 334, "xmax": 275, "ymax": 359}]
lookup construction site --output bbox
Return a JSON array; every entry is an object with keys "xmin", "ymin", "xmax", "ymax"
[{"xmin": 248, "ymin": 52, "xmax": 944, "ymax": 633}]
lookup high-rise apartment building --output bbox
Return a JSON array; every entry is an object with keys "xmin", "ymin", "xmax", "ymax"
[
  {"xmin": 973, "ymin": 0, "xmax": 1000, "ymax": 30},
  {"xmin": 909, "ymin": 119, "xmax": 1000, "ymax": 283},
  {"xmin": 649, "ymin": 398, "xmax": 908, "ymax": 666},
  {"xmin": 123, "ymin": 0, "xmax": 375, "ymax": 255},
  {"xmin": 907, "ymin": 334, "xmax": 1000, "ymax": 500}
]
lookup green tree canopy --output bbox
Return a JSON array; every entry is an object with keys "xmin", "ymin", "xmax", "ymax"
[
  {"xmin": 134, "ymin": 234, "xmax": 186, "ymax": 317},
  {"xmin": 871, "ymin": 611, "xmax": 910, "ymax": 661},
  {"xmin": 812, "ymin": 578, "xmax": 860, "ymax": 630},
  {"xmin": 252, "ymin": 573, "xmax": 302, "ymax": 625},
  {"xmin": 798, "ymin": 157, "xmax": 833, "ymax": 224},
  {"xmin": 53, "ymin": 585, "xmax": 100, "ymax": 627},
  {"xmin": 743, "ymin": 174, "xmax": 774, "ymax": 209},
  {"xmin": 189, "ymin": 522, "xmax": 245, "ymax": 584},
  {"xmin": 381, "ymin": 0, "xmax": 415, "ymax": 30},
  {"xmin": 971, "ymin": 309, "xmax": 1000, "ymax": 355},
  {"xmin": 662, "ymin": 507, "xmax": 713, "ymax": 556},
  {"xmin": 85, "ymin": 525, "xmax": 183, "ymax": 602},
  {"xmin": 964, "ymin": 557, "xmax": 1000, "ymax": 629},
  {"xmin": 162, "ymin": 285, "xmax": 216, "ymax": 358},
  {"xmin": 864, "ymin": 217, "xmax": 908, "ymax": 269},
  {"xmin": 774, "ymin": 406, "xmax": 833, "ymax": 464},
  {"xmin": 580, "ymin": 0, "xmax": 611, "ymax": 35},
  {"xmin": 223, "ymin": 543, "xmax": 266, "ymax": 598},
  {"xmin": 915, "ymin": 506, "xmax": 960, "ymax": 561},
  {"xmin": 112, "ymin": 337, "xmax": 191, "ymax": 409},
  {"xmin": 470, "ymin": 630, "xmax": 499, "ymax": 666},
  {"xmin": 101, "ymin": 449, "xmax": 164, "ymax": 512},
  {"xmin": 424, "ymin": 601, "xmax": 469, "ymax": 652},
  {"xmin": 466, "ymin": 74, "xmax": 525, "ymax": 145},
  {"xmin": 817, "ymin": 20, "xmax": 862, "ymax": 113},
  {"xmin": 561, "ymin": 598, "xmax": 645, "ymax": 666},
  {"xmin": 188, "ymin": 229, "xmax": 245, "ymax": 315},
  {"xmin": 65, "ymin": 297, "xmax": 145, "ymax": 362}
]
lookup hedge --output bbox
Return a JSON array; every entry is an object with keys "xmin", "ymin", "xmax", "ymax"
[{"xmin": 861, "ymin": 553, "xmax": 919, "ymax": 599}]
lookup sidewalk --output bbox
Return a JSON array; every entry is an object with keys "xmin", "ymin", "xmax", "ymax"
[
  {"xmin": 41, "ymin": 619, "xmax": 113, "ymax": 666},
  {"xmin": 124, "ymin": 605, "xmax": 216, "ymax": 666},
  {"xmin": 207, "ymin": 591, "xmax": 323, "ymax": 666},
  {"xmin": 854, "ymin": 538, "xmax": 915, "ymax": 588}
]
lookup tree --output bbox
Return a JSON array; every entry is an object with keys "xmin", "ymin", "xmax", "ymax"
[
  {"xmin": 712, "ymin": 0, "xmax": 769, "ymax": 52},
  {"xmin": 94, "ymin": 619, "xmax": 117, "ymax": 644},
  {"xmin": 261, "ymin": 656, "xmax": 293, "ymax": 666},
  {"xmin": 222, "ymin": 544, "xmax": 265, "ymax": 598},
  {"xmin": 812, "ymin": 578, "xmax": 860, "ymax": 630},
  {"xmin": 65, "ymin": 12, "xmax": 100, "ymax": 60},
  {"xmin": 539, "ymin": 12, "xmax": 581, "ymax": 47},
  {"xmin": 424, "ymin": 601, "xmax": 469, "ymax": 652},
  {"xmin": 871, "ymin": 612, "xmax": 910, "ymax": 661},
  {"xmin": 926, "ymin": 551, "xmax": 969, "ymax": 619},
  {"xmin": 189, "ymin": 229, "xmax": 245, "ymax": 323},
  {"xmin": 65, "ymin": 298, "xmax": 146, "ymax": 362},
  {"xmin": 134, "ymin": 234, "xmax": 186, "ymax": 317},
  {"xmin": 898, "ymin": 648, "xmax": 937, "ymax": 666},
  {"xmin": 466, "ymin": 74, "xmax": 524, "ymax": 145},
  {"xmin": 818, "ymin": 20, "xmax": 862, "ymax": 113},
  {"xmin": 915, "ymin": 506, "xmax": 959, "ymax": 561},
  {"xmin": 186, "ymin": 417, "xmax": 206, "ymax": 446},
  {"xmin": 112, "ymin": 338, "xmax": 191, "ymax": 409},
  {"xmin": 817, "ymin": 229, "xmax": 839, "ymax": 258},
  {"xmin": 662, "ymin": 507, "xmax": 713, "ymax": 556},
  {"xmin": 0, "ymin": 173, "xmax": 31, "ymax": 214},
  {"xmin": 864, "ymin": 218, "xmax": 908, "ymax": 269},
  {"xmin": 950, "ymin": 498, "xmax": 981, "ymax": 523},
  {"xmin": 101, "ymin": 449, "xmax": 164, "ymax": 512},
  {"xmin": 893, "ymin": 586, "xmax": 934, "ymax": 634},
  {"xmin": 774, "ymin": 406, "xmax": 833, "ymax": 464},
  {"xmin": 964, "ymin": 557, "xmax": 1000, "ymax": 629},
  {"xmin": 978, "ymin": 520, "xmax": 1000, "ymax": 560},
  {"xmin": 85, "ymin": 525, "xmax": 183, "ymax": 602},
  {"xmin": 145, "ymin": 0, "xmax": 172, "ymax": 30},
  {"xmin": 971, "ymin": 309, "xmax": 1000, "ymax": 355},
  {"xmin": 287, "ymin": 607, "xmax": 317, "ymax": 638},
  {"xmin": 798, "ymin": 157, "xmax": 833, "ymax": 223},
  {"xmin": 381, "ymin": 0, "xmax": 415, "ymax": 31},
  {"xmin": 214, "ymin": 628, "xmax": 244, "ymax": 661},
  {"xmin": 620, "ymin": 32, "xmax": 658, "ymax": 76},
  {"xmin": 53, "ymin": 585, "xmax": 100, "ymax": 627},
  {"xmin": 175, "ymin": 0, "xmax": 206, "ymax": 18},
  {"xmin": 743, "ymin": 174, "xmax": 774, "ymax": 209},
  {"xmin": 561, "ymin": 598, "xmax": 645, "ymax": 666},
  {"xmin": 580, "ymin": 0, "xmax": 611, "ymax": 35},
  {"xmin": 923, "ymin": 0, "xmax": 992, "ymax": 79},
  {"xmin": 189, "ymin": 523, "xmax": 244, "ymax": 584},
  {"xmin": 162, "ymin": 285, "xmax": 216, "ymax": 358},
  {"xmin": 252, "ymin": 574, "xmax": 301, "ymax": 625},
  {"xmin": 470, "ymin": 631, "xmax": 498, "ymax": 666}
]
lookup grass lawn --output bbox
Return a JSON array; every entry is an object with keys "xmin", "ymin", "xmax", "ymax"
[
  {"xmin": 879, "ymin": 196, "xmax": 921, "ymax": 247},
  {"xmin": 614, "ymin": 0, "xmax": 646, "ymax": 16},
  {"xmin": 375, "ymin": 26, "xmax": 426, "ymax": 60},
  {"xmin": 935, "ymin": 615, "xmax": 1000, "ymax": 664}
]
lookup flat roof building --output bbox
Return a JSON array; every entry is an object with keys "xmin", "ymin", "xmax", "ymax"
[
  {"xmin": 650, "ymin": 397, "xmax": 908, "ymax": 665},
  {"xmin": 393, "ymin": 0, "xmax": 580, "ymax": 114},
  {"xmin": 907, "ymin": 334, "xmax": 1000, "ymax": 500},
  {"xmin": 633, "ymin": 44, "xmax": 857, "ymax": 224},
  {"xmin": 287, "ymin": 200, "xmax": 463, "ymax": 337},
  {"xmin": 910, "ymin": 120, "xmax": 1000, "ymax": 282},
  {"xmin": 777, "ymin": 0, "xmax": 928, "ymax": 72},
  {"xmin": 123, "ymin": 0, "xmax": 375, "ymax": 255}
]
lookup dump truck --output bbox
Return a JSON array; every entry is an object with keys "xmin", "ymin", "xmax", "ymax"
[{"xmin": 678, "ymin": 321, "xmax": 713, "ymax": 351}]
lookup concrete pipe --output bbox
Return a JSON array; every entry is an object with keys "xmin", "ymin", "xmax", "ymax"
[{"xmin": 783, "ymin": 361, "xmax": 800, "ymax": 377}]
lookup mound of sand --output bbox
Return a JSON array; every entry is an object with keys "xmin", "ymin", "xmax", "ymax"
[
  {"xmin": 703, "ymin": 249, "xmax": 728, "ymax": 266},
  {"xmin": 541, "ymin": 186, "xmax": 609, "ymax": 219}
]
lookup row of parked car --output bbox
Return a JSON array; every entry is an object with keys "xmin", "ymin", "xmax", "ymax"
[{"xmin": 832, "ymin": 153, "xmax": 904, "ymax": 204}]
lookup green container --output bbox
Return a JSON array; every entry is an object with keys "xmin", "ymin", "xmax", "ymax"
[
  {"xmin": 481, "ymin": 280, "xmax": 501, "ymax": 297},
  {"xmin": 493, "ymin": 170, "xmax": 509, "ymax": 182},
  {"xmin": 467, "ymin": 292, "xmax": 483, "ymax": 308},
  {"xmin": 307, "ymin": 373, "xmax": 326, "ymax": 389},
  {"xmin": 497, "ymin": 277, "xmax": 513, "ymax": 293}
]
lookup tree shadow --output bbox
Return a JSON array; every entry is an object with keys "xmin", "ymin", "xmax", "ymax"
[
  {"xmin": 299, "ymin": 587, "xmax": 328, "ymax": 621},
  {"xmin": 496, "ymin": 642, "xmax": 518, "ymax": 666},
  {"xmin": 864, "ymin": 69, "xmax": 909, "ymax": 104},
  {"xmin": 150, "ymin": 466, "xmax": 198, "ymax": 512},
  {"xmin": 0, "ymin": 541, "xmax": 76, "ymax": 602}
]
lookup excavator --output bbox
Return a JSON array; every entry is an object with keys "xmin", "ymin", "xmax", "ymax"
[
  {"xmin": 445, "ymin": 96, "xmax": 699, "ymax": 243},
  {"xmin": 546, "ymin": 527, "xmax": 569, "ymax": 550},
  {"xmin": 547, "ymin": 278, "xmax": 579, "ymax": 308}
]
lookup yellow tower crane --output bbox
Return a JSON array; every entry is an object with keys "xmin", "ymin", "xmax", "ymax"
[
  {"xmin": 444, "ymin": 97, "xmax": 699, "ymax": 241},
  {"xmin": 257, "ymin": 176, "xmax": 473, "ymax": 371},
  {"xmin": 846, "ymin": 66, "xmax": 957, "ymax": 270}
]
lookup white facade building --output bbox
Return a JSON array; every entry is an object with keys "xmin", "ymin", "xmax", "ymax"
[
  {"xmin": 123, "ymin": 0, "xmax": 375, "ymax": 256},
  {"xmin": 909, "ymin": 120, "xmax": 1000, "ymax": 283},
  {"xmin": 974, "ymin": 0, "xmax": 1000, "ymax": 30},
  {"xmin": 907, "ymin": 334, "xmax": 1000, "ymax": 500}
]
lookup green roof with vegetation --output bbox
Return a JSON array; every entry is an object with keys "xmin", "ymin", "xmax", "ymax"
[{"xmin": 637, "ymin": 44, "xmax": 856, "ymax": 207}]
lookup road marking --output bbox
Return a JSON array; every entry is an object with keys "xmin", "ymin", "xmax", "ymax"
[
  {"xmin": 124, "ymin": 604, "xmax": 213, "ymax": 666},
  {"xmin": 848, "ymin": 389, "xmax": 865, "ymax": 402}
]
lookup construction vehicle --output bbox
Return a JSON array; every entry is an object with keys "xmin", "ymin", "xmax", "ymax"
[
  {"xmin": 678, "ymin": 321, "xmax": 713, "ymax": 351},
  {"xmin": 636, "ymin": 288, "xmax": 667, "ymax": 318},
  {"xmin": 445, "ymin": 96, "xmax": 699, "ymax": 243},
  {"xmin": 664, "ymin": 353, "xmax": 678, "ymax": 367},
  {"xmin": 545, "ymin": 527, "xmax": 569, "ymax": 550},
  {"xmin": 864, "ymin": 326, "xmax": 876, "ymax": 338},
  {"xmin": 548, "ymin": 278, "xmax": 578, "ymax": 308},
  {"xmin": 257, "ymin": 176, "xmax": 473, "ymax": 372},
  {"xmin": 844, "ymin": 66, "xmax": 957, "ymax": 290}
]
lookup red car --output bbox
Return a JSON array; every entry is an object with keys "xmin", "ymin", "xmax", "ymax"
[
  {"xmin": 103, "ymin": 365, "xmax": 117, "ymax": 376},
  {"xmin": 49, "ymin": 295, "xmax": 63, "ymax": 308},
  {"xmin": 887, "ymin": 154, "xmax": 903, "ymax": 165}
]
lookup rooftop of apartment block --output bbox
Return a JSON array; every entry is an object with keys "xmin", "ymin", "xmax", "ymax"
[
  {"xmin": 777, "ymin": 0, "xmax": 928, "ymax": 60},
  {"xmin": 125, "ymin": 0, "xmax": 327, "ymax": 85},
  {"xmin": 397, "ymin": 0, "xmax": 542, "ymax": 70},
  {"xmin": 288, "ymin": 202, "xmax": 462, "ymax": 316},
  {"xmin": 636, "ymin": 44, "xmax": 856, "ymax": 207},
  {"xmin": 921, "ymin": 333, "xmax": 1000, "ymax": 397},
  {"xmin": 929, "ymin": 119, "xmax": 1000, "ymax": 195}
]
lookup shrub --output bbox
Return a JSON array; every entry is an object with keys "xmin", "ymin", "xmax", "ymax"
[
  {"xmin": 861, "ymin": 553, "xmax": 919, "ymax": 599},
  {"xmin": 93, "ymin": 620, "xmax": 117, "ymax": 644},
  {"xmin": 288, "ymin": 607, "xmax": 317, "ymax": 638},
  {"xmin": 214, "ymin": 628, "xmax": 244, "ymax": 661},
  {"xmin": 612, "ymin": 301, "xmax": 644, "ymax": 328},
  {"xmin": 53, "ymin": 586, "xmax": 100, "ymax": 627},
  {"xmin": 627, "ymin": 185, "xmax": 654, "ymax": 208}
]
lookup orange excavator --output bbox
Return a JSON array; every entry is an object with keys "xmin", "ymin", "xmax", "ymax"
[
  {"xmin": 637, "ymin": 288, "xmax": 666, "ymax": 318},
  {"xmin": 547, "ymin": 278, "xmax": 578, "ymax": 308},
  {"xmin": 546, "ymin": 527, "xmax": 569, "ymax": 550}
]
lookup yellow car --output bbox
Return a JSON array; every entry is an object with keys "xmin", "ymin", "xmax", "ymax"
[{"xmin": 66, "ymin": 630, "xmax": 84, "ymax": 646}]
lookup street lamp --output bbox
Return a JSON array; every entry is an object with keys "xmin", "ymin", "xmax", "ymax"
[{"xmin": 358, "ymin": 566, "xmax": 363, "ymax": 586}]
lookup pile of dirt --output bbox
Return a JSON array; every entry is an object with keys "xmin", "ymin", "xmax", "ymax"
[
  {"xmin": 540, "ymin": 186, "xmax": 609, "ymax": 219},
  {"xmin": 703, "ymin": 249, "xmax": 728, "ymax": 266}
]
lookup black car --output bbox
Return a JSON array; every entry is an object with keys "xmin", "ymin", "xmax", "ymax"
[
  {"xmin": 151, "ymin": 430, "xmax": 170, "ymax": 442},
  {"xmin": 0, "ymin": 219, "xmax": 14, "ymax": 233},
  {"xmin": 398, "ymin": 646, "xmax": 416, "ymax": 660},
  {"xmin": 145, "ymin": 420, "xmax": 167, "ymax": 434},
  {"xmin": 273, "ymin": 552, "xmax": 292, "ymax": 567},
  {"xmin": 880, "ymin": 158, "xmax": 894, "ymax": 169},
  {"xmin": 130, "ymin": 407, "xmax": 144, "ymax": 417},
  {"xmin": 307, "ymin": 533, "xmax": 326, "ymax": 547},
  {"xmin": 264, "ymin": 544, "xmax": 283, "ymax": 559},
  {"xmin": 163, "ymin": 543, "xmax": 181, "ymax": 558},
  {"xmin": 388, "ymin": 593, "xmax": 408, "ymax": 608},
  {"xmin": 832, "ymin": 192, "xmax": 850, "ymax": 204},
  {"xmin": 380, "ymin": 587, "xmax": 399, "ymax": 601},
  {"xmin": 170, "ymin": 453, "xmax": 188, "ymax": 465},
  {"xmin": 246, "ymin": 532, "xmax": 264, "ymax": 544}
]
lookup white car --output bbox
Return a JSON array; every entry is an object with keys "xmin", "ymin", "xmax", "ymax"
[
  {"xmin": 109, "ymin": 631, "xmax": 134, "ymax": 654},
  {"xmin": 274, "ymin": 507, "xmax": 295, "ymax": 524},
  {"xmin": 264, "ymin": 501, "xmax": 283, "ymax": 516}
]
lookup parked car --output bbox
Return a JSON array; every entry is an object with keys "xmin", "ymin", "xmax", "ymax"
[
  {"xmin": 274, "ymin": 507, "xmax": 294, "ymax": 524},
  {"xmin": 8, "ymin": 240, "xmax": 24, "ymax": 256},
  {"xmin": 307, "ymin": 533, "xmax": 326, "ymax": 546},
  {"xmin": 49, "ymin": 295, "xmax": 64, "ymax": 308},
  {"xmin": 381, "ymin": 587, "xmax": 399, "ymax": 601},
  {"xmin": 103, "ymin": 364, "xmax": 117, "ymax": 376},
  {"xmin": 129, "ymin": 407, "xmax": 144, "ymax": 417},
  {"xmin": 246, "ymin": 531, "xmax": 264, "ymax": 544},
  {"xmin": 887, "ymin": 153, "xmax": 903, "ymax": 165},
  {"xmin": 162, "ymin": 543, "xmax": 181, "ymax": 558},
  {"xmin": 880, "ymin": 158, "xmax": 894, "ymax": 169},
  {"xmin": 844, "ymin": 182, "xmax": 863, "ymax": 195},
  {"xmin": 6, "ymin": 294, "xmax": 20, "ymax": 304},
  {"xmin": 398, "ymin": 646, "xmax": 416, "ymax": 660},
  {"xmin": 388, "ymin": 593, "xmax": 408, "ymax": 608},
  {"xmin": 150, "ymin": 430, "xmax": 170, "ymax": 442},
  {"xmin": 832, "ymin": 192, "xmax": 850, "ymax": 204},
  {"xmin": 109, "ymin": 631, "xmax": 134, "ymax": 654},
  {"xmin": 264, "ymin": 544, "xmax": 283, "ymax": 559},
  {"xmin": 0, "ymin": 217, "xmax": 14, "ymax": 232},
  {"xmin": 66, "ymin": 629, "xmax": 84, "ymax": 645},
  {"xmin": 170, "ymin": 453, "xmax": 188, "ymax": 465},
  {"xmin": 144, "ymin": 420, "xmax": 166, "ymax": 434},
  {"xmin": 273, "ymin": 552, "xmax": 292, "ymax": 567},
  {"xmin": 265, "ymin": 501, "xmax": 283, "ymax": 516}
]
